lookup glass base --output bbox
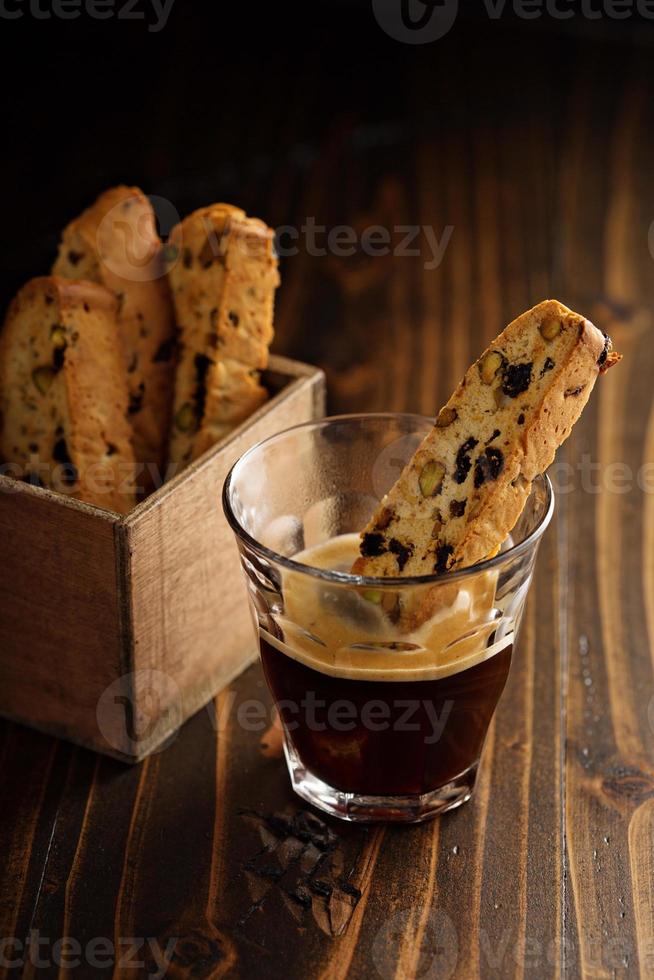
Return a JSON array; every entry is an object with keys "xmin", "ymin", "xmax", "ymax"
[{"xmin": 283, "ymin": 741, "xmax": 478, "ymax": 824}]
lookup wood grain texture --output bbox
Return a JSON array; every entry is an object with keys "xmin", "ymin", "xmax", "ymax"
[{"xmin": 1, "ymin": 26, "xmax": 653, "ymax": 980}]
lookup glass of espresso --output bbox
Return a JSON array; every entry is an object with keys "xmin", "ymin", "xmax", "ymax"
[{"xmin": 223, "ymin": 415, "xmax": 553, "ymax": 823}]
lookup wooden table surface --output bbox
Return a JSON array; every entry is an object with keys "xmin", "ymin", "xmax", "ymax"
[{"xmin": 2, "ymin": 16, "xmax": 654, "ymax": 980}]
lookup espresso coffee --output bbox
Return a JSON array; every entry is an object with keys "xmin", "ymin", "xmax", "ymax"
[{"xmin": 259, "ymin": 535, "xmax": 513, "ymax": 797}]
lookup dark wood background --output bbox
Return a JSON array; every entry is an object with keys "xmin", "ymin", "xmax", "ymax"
[{"xmin": 2, "ymin": 5, "xmax": 654, "ymax": 977}]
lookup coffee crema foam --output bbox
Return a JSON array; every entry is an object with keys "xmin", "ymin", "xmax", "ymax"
[{"xmin": 264, "ymin": 533, "xmax": 513, "ymax": 682}]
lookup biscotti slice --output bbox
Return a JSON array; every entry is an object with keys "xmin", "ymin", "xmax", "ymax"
[
  {"xmin": 0, "ymin": 276, "xmax": 136, "ymax": 513},
  {"xmin": 166, "ymin": 203, "xmax": 279, "ymax": 467},
  {"xmin": 53, "ymin": 186, "xmax": 176, "ymax": 485},
  {"xmin": 353, "ymin": 300, "xmax": 621, "ymax": 579}
]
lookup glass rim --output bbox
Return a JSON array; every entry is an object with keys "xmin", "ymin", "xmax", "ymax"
[{"xmin": 222, "ymin": 413, "xmax": 555, "ymax": 588}]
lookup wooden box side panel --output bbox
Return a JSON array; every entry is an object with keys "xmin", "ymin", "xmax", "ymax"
[
  {"xmin": 0, "ymin": 486, "xmax": 125, "ymax": 747},
  {"xmin": 127, "ymin": 365, "xmax": 325, "ymax": 733}
]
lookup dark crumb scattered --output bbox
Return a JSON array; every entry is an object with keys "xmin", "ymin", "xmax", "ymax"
[
  {"xmin": 127, "ymin": 352, "xmax": 139, "ymax": 374},
  {"xmin": 67, "ymin": 249, "xmax": 84, "ymax": 266},
  {"xmin": 485, "ymin": 428, "xmax": 501, "ymax": 444},
  {"xmin": 250, "ymin": 863, "xmax": 284, "ymax": 882},
  {"xmin": 361, "ymin": 532, "xmax": 386, "ymax": 557},
  {"xmin": 597, "ymin": 333, "xmax": 610, "ymax": 367},
  {"xmin": 540, "ymin": 357, "xmax": 555, "ymax": 377},
  {"xmin": 517, "ymin": 413, "xmax": 525, "ymax": 425},
  {"xmin": 564, "ymin": 385, "xmax": 586, "ymax": 397},
  {"xmin": 434, "ymin": 543, "xmax": 454, "ymax": 574},
  {"xmin": 290, "ymin": 887, "xmax": 312, "ymax": 909},
  {"xmin": 453, "ymin": 437, "xmax": 478, "ymax": 484},
  {"xmin": 228, "ymin": 311, "xmax": 240, "ymax": 326},
  {"xmin": 339, "ymin": 880, "xmax": 362, "ymax": 900},
  {"xmin": 265, "ymin": 814, "xmax": 293, "ymax": 837},
  {"xmin": 502, "ymin": 362, "xmax": 533, "ymax": 398},
  {"xmin": 106, "ymin": 443, "xmax": 117, "ymax": 456},
  {"xmin": 449, "ymin": 499, "xmax": 467, "ymax": 518},
  {"xmin": 389, "ymin": 537, "xmax": 414, "ymax": 572},
  {"xmin": 310, "ymin": 879, "xmax": 333, "ymax": 898}
]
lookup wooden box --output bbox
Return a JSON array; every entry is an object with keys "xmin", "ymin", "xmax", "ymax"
[{"xmin": 0, "ymin": 356, "xmax": 325, "ymax": 762}]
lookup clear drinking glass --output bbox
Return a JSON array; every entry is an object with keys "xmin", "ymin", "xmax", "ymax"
[{"xmin": 223, "ymin": 414, "xmax": 554, "ymax": 823}]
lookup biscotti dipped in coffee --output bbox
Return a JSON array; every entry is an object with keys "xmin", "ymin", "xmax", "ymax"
[
  {"xmin": 353, "ymin": 300, "xmax": 621, "ymax": 578},
  {"xmin": 52, "ymin": 186, "xmax": 176, "ymax": 482},
  {"xmin": 167, "ymin": 203, "xmax": 279, "ymax": 468},
  {"xmin": 0, "ymin": 276, "xmax": 136, "ymax": 513}
]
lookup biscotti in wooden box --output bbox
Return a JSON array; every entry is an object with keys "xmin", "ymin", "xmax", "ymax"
[{"xmin": 0, "ymin": 355, "xmax": 325, "ymax": 762}]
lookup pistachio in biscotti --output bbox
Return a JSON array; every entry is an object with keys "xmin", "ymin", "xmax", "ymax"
[
  {"xmin": 540, "ymin": 316, "xmax": 563, "ymax": 341},
  {"xmin": 436, "ymin": 406, "xmax": 457, "ymax": 428},
  {"xmin": 352, "ymin": 298, "xmax": 620, "ymax": 584},
  {"xmin": 175, "ymin": 402, "xmax": 197, "ymax": 432},
  {"xmin": 50, "ymin": 325, "xmax": 67, "ymax": 349},
  {"xmin": 479, "ymin": 350, "xmax": 504, "ymax": 384},
  {"xmin": 419, "ymin": 459, "xmax": 445, "ymax": 497}
]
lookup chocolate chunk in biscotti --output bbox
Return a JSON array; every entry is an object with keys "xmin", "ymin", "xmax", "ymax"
[
  {"xmin": 166, "ymin": 203, "xmax": 280, "ymax": 468},
  {"xmin": 52, "ymin": 186, "xmax": 176, "ymax": 486},
  {"xmin": 0, "ymin": 276, "xmax": 137, "ymax": 513},
  {"xmin": 352, "ymin": 299, "xmax": 621, "ymax": 580}
]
